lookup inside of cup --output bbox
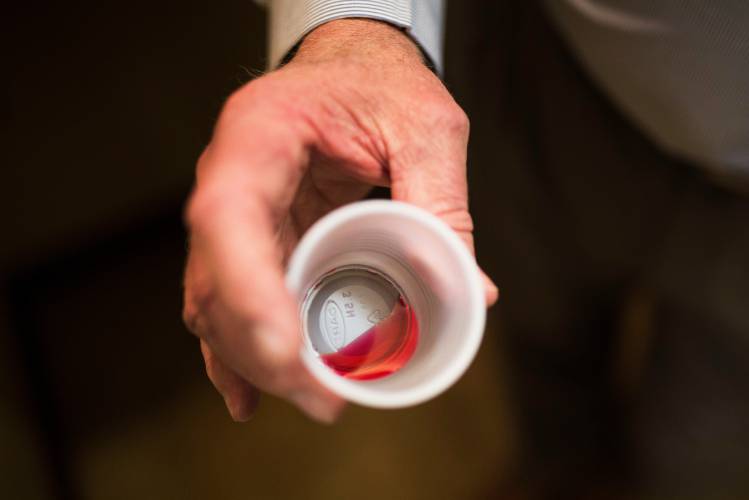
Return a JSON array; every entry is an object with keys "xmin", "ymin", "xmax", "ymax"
[{"xmin": 291, "ymin": 207, "xmax": 482, "ymax": 402}]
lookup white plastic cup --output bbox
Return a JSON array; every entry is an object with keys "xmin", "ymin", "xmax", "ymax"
[{"xmin": 285, "ymin": 200, "xmax": 486, "ymax": 408}]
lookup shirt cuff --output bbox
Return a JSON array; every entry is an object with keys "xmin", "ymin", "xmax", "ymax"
[{"xmin": 264, "ymin": 0, "xmax": 446, "ymax": 74}]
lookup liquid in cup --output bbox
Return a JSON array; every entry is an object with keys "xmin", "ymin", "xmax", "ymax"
[{"xmin": 301, "ymin": 265, "xmax": 419, "ymax": 380}]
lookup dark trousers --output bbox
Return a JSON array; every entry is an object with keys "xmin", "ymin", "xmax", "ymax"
[{"xmin": 450, "ymin": 3, "xmax": 749, "ymax": 498}]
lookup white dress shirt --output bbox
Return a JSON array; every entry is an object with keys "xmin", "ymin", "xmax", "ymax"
[
  {"xmin": 264, "ymin": 0, "xmax": 445, "ymax": 72},
  {"xmin": 262, "ymin": 0, "xmax": 749, "ymax": 177}
]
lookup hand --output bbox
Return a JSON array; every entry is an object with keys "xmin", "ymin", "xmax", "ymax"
[{"xmin": 182, "ymin": 19, "xmax": 498, "ymax": 423}]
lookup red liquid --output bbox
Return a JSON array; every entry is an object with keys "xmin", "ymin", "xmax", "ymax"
[{"xmin": 321, "ymin": 297, "xmax": 418, "ymax": 380}]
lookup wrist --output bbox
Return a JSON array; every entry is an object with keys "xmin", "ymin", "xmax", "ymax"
[{"xmin": 289, "ymin": 18, "xmax": 426, "ymax": 68}]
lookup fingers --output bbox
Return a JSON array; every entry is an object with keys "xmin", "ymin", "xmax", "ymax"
[
  {"xmin": 185, "ymin": 94, "xmax": 345, "ymax": 422},
  {"xmin": 201, "ymin": 340, "xmax": 259, "ymax": 421},
  {"xmin": 185, "ymin": 253, "xmax": 258, "ymax": 421},
  {"xmin": 189, "ymin": 194, "xmax": 344, "ymax": 422},
  {"xmin": 388, "ymin": 99, "xmax": 499, "ymax": 305}
]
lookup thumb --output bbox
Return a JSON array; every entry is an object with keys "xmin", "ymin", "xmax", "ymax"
[{"xmin": 388, "ymin": 107, "xmax": 499, "ymax": 305}]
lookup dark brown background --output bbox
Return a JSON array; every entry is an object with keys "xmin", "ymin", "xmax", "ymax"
[{"xmin": 2, "ymin": 2, "xmax": 519, "ymax": 499}]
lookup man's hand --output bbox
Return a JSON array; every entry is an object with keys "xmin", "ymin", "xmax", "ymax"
[{"xmin": 182, "ymin": 19, "xmax": 498, "ymax": 423}]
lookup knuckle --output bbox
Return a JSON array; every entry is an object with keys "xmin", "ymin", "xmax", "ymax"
[
  {"xmin": 190, "ymin": 283, "xmax": 215, "ymax": 317},
  {"xmin": 222, "ymin": 94, "xmax": 245, "ymax": 121},
  {"xmin": 182, "ymin": 304, "xmax": 207, "ymax": 340},
  {"xmin": 223, "ymin": 80, "xmax": 265, "ymax": 114},
  {"xmin": 181, "ymin": 307, "xmax": 197, "ymax": 334},
  {"xmin": 185, "ymin": 187, "xmax": 223, "ymax": 232},
  {"xmin": 217, "ymin": 83, "xmax": 266, "ymax": 131},
  {"xmin": 220, "ymin": 77, "xmax": 289, "ymax": 125},
  {"xmin": 424, "ymin": 99, "xmax": 470, "ymax": 136},
  {"xmin": 443, "ymin": 104, "xmax": 470, "ymax": 135},
  {"xmin": 182, "ymin": 286, "xmax": 216, "ymax": 339}
]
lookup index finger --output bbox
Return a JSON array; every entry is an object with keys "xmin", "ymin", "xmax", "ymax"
[{"xmin": 186, "ymin": 99, "xmax": 343, "ymax": 418}]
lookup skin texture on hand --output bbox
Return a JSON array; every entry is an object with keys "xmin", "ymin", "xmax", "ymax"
[{"xmin": 182, "ymin": 19, "xmax": 498, "ymax": 424}]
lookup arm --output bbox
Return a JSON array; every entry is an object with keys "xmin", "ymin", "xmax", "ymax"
[
  {"xmin": 266, "ymin": 0, "xmax": 446, "ymax": 73},
  {"xmin": 183, "ymin": 9, "xmax": 497, "ymax": 424}
]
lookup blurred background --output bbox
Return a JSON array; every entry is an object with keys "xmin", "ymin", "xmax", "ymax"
[
  {"xmin": 5, "ymin": 1, "xmax": 748, "ymax": 499},
  {"xmin": 2, "ymin": 2, "xmax": 519, "ymax": 499}
]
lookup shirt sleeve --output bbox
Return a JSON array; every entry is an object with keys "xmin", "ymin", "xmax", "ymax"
[{"xmin": 261, "ymin": 0, "xmax": 446, "ymax": 74}]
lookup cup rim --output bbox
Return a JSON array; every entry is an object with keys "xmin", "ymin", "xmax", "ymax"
[{"xmin": 286, "ymin": 200, "xmax": 486, "ymax": 408}]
